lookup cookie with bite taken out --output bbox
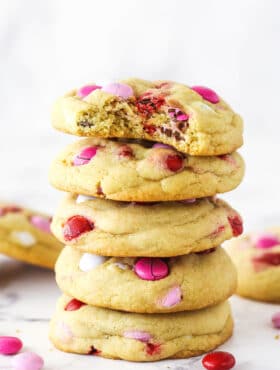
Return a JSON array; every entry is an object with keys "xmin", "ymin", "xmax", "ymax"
[{"xmin": 51, "ymin": 78, "xmax": 243, "ymax": 156}]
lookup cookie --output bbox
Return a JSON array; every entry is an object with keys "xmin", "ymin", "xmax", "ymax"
[
  {"xmin": 51, "ymin": 78, "xmax": 243, "ymax": 156},
  {"xmin": 49, "ymin": 295, "xmax": 233, "ymax": 361},
  {"xmin": 55, "ymin": 246, "xmax": 237, "ymax": 313},
  {"xmin": 49, "ymin": 138, "xmax": 245, "ymax": 202},
  {"xmin": 51, "ymin": 194, "xmax": 243, "ymax": 257},
  {"xmin": 0, "ymin": 202, "xmax": 63, "ymax": 269},
  {"xmin": 226, "ymin": 229, "xmax": 280, "ymax": 302}
]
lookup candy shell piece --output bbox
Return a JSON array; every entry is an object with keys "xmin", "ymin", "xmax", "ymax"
[
  {"xmin": 227, "ymin": 215, "xmax": 243, "ymax": 237},
  {"xmin": 179, "ymin": 198, "xmax": 196, "ymax": 204},
  {"xmin": 254, "ymin": 233, "xmax": 279, "ymax": 249},
  {"xmin": 30, "ymin": 215, "xmax": 51, "ymax": 233},
  {"xmin": 272, "ymin": 312, "xmax": 280, "ymax": 328},
  {"xmin": 73, "ymin": 146, "xmax": 99, "ymax": 166},
  {"xmin": 11, "ymin": 352, "xmax": 44, "ymax": 370},
  {"xmin": 79, "ymin": 253, "xmax": 107, "ymax": 272},
  {"xmin": 157, "ymin": 286, "xmax": 182, "ymax": 307},
  {"xmin": 202, "ymin": 351, "xmax": 236, "ymax": 370},
  {"xmin": 152, "ymin": 143, "xmax": 174, "ymax": 150},
  {"xmin": 65, "ymin": 298, "xmax": 86, "ymax": 311},
  {"xmin": 192, "ymin": 86, "xmax": 220, "ymax": 104},
  {"xmin": 77, "ymin": 85, "xmax": 102, "ymax": 98},
  {"xmin": 76, "ymin": 195, "xmax": 96, "ymax": 204},
  {"xmin": 134, "ymin": 258, "xmax": 169, "ymax": 281},
  {"xmin": 102, "ymin": 83, "xmax": 133, "ymax": 99},
  {"xmin": 0, "ymin": 336, "xmax": 23, "ymax": 355},
  {"xmin": 123, "ymin": 330, "xmax": 152, "ymax": 343}
]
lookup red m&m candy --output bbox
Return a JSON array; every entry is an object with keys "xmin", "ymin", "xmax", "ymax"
[{"xmin": 202, "ymin": 351, "xmax": 236, "ymax": 370}]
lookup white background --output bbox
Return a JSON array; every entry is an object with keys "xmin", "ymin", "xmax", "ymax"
[
  {"xmin": 1, "ymin": 2, "xmax": 280, "ymax": 370},
  {"xmin": 1, "ymin": 0, "xmax": 279, "ymax": 231}
]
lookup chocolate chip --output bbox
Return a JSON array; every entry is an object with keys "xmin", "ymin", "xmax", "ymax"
[
  {"xmin": 78, "ymin": 120, "xmax": 93, "ymax": 128},
  {"xmin": 177, "ymin": 122, "xmax": 185, "ymax": 130},
  {"xmin": 164, "ymin": 128, "xmax": 172, "ymax": 137}
]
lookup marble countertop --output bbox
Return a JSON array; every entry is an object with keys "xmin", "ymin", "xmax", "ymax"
[{"xmin": 0, "ymin": 255, "xmax": 279, "ymax": 370}]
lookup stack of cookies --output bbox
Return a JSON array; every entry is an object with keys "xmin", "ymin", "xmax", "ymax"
[{"xmin": 48, "ymin": 79, "xmax": 244, "ymax": 362}]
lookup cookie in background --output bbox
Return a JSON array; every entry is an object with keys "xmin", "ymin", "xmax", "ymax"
[{"xmin": 0, "ymin": 202, "xmax": 63, "ymax": 269}]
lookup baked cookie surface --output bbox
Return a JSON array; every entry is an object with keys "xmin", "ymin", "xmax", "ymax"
[
  {"xmin": 51, "ymin": 78, "xmax": 243, "ymax": 156},
  {"xmin": 49, "ymin": 138, "xmax": 245, "ymax": 202},
  {"xmin": 55, "ymin": 246, "xmax": 237, "ymax": 313},
  {"xmin": 226, "ymin": 229, "xmax": 280, "ymax": 302},
  {"xmin": 49, "ymin": 295, "xmax": 233, "ymax": 362},
  {"xmin": 51, "ymin": 194, "xmax": 243, "ymax": 257},
  {"xmin": 0, "ymin": 202, "xmax": 63, "ymax": 269}
]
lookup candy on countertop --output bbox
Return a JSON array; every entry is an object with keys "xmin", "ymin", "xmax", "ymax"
[
  {"xmin": 0, "ymin": 336, "xmax": 22, "ymax": 355},
  {"xmin": 11, "ymin": 352, "xmax": 44, "ymax": 370},
  {"xmin": 202, "ymin": 351, "xmax": 236, "ymax": 370}
]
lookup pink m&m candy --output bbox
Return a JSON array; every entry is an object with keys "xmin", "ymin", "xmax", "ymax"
[
  {"xmin": 77, "ymin": 84, "xmax": 102, "ymax": 98},
  {"xmin": 0, "ymin": 336, "xmax": 22, "ymax": 355},
  {"xmin": 102, "ymin": 83, "xmax": 134, "ymax": 99},
  {"xmin": 30, "ymin": 215, "xmax": 51, "ymax": 233},
  {"xmin": 11, "ymin": 352, "xmax": 44, "ymax": 370},
  {"xmin": 192, "ymin": 86, "xmax": 220, "ymax": 104},
  {"xmin": 134, "ymin": 258, "xmax": 169, "ymax": 281},
  {"xmin": 73, "ymin": 146, "xmax": 99, "ymax": 166},
  {"xmin": 254, "ymin": 233, "xmax": 279, "ymax": 249},
  {"xmin": 123, "ymin": 330, "xmax": 152, "ymax": 343},
  {"xmin": 157, "ymin": 286, "xmax": 182, "ymax": 308}
]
